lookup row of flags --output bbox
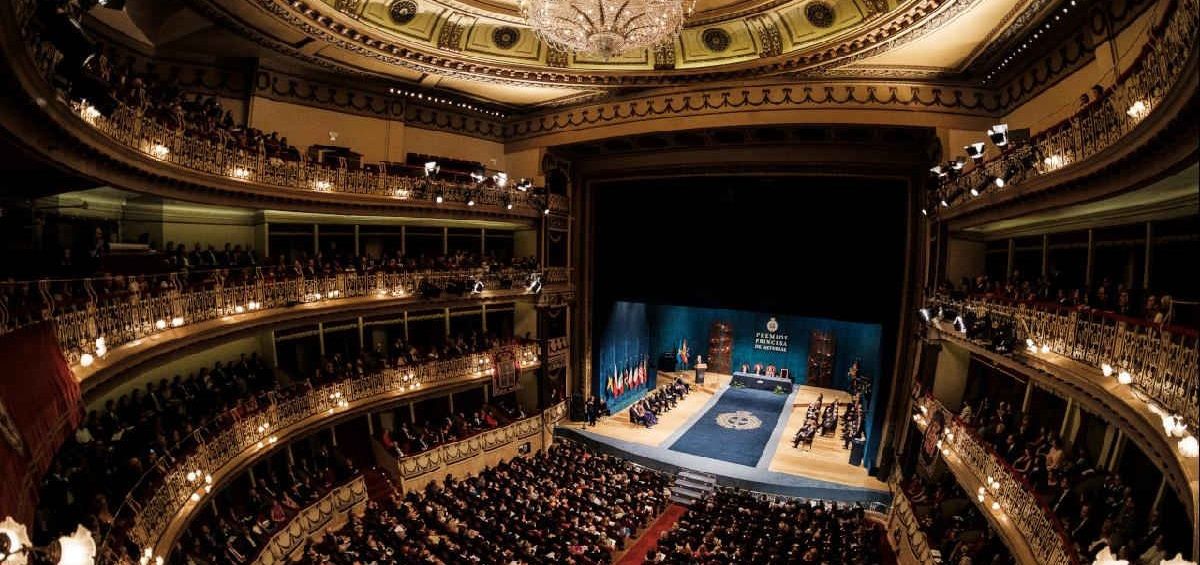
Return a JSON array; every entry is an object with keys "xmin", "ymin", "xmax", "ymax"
[
  {"xmin": 605, "ymin": 356, "xmax": 649, "ymax": 399},
  {"xmin": 676, "ymin": 338, "xmax": 690, "ymax": 368}
]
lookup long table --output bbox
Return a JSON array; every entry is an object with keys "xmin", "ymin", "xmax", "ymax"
[{"xmin": 731, "ymin": 371, "xmax": 794, "ymax": 393}]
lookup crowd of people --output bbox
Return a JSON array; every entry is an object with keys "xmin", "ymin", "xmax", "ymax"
[
  {"xmin": 900, "ymin": 472, "xmax": 1014, "ymax": 565},
  {"xmin": 959, "ymin": 398, "xmax": 1176, "ymax": 563},
  {"xmin": 645, "ymin": 488, "xmax": 882, "ymax": 563},
  {"xmin": 945, "ymin": 271, "xmax": 1184, "ymax": 328},
  {"xmin": 298, "ymin": 439, "xmax": 670, "ymax": 564},
  {"xmin": 629, "ymin": 378, "xmax": 691, "ymax": 428},
  {"xmin": 179, "ymin": 441, "xmax": 359, "ymax": 563},
  {"xmin": 0, "ymin": 246, "xmax": 538, "ymax": 330},
  {"xmin": 377, "ymin": 400, "xmax": 528, "ymax": 459}
]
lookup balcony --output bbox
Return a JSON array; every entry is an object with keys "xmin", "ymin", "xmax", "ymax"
[
  {"xmin": 923, "ymin": 295, "xmax": 1198, "ymax": 545},
  {"xmin": 0, "ymin": 0, "xmax": 570, "ymax": 218},
  {"xmin": 0, "ymin": 267, "xmax": 570, "ymax": 396},
  {"xmin": 933, "ymin": 0, "xmax": 1198, "ymax": 218},
  {"xmin": 913, "ymin": 397, "xmax": 1075, "ymax": 565},
  {"xmin": 101, "ymin": 343, "xmax": 543, "ymax": 564}
]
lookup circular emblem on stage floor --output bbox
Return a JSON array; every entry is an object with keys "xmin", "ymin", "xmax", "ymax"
[{"xmin": 716, "ymin": 411, "xmax": 762, "ymax": 430}]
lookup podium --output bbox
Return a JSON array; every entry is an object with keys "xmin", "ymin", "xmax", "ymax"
[{"xmin": 694, "ymin": 363, "xmax": 707, "ymax": 385}]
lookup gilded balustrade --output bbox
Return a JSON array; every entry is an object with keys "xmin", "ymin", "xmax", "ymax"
[
  {"xmin": 7, "ymin": 268, "xmax": 568, "ymax": 365},
  {"xmin": 914, "ymin": 397, "xmax": 1076, "ymax": 565},
  {"xmin": 886, "ymin": 471, "xmax": 935, "ymax": 565},
  {"xmin": 937, "ymin": 0, "xmax": 1198, "ymax": 208},
  {"xmin": 930, "ymin": 295, "xmax": 1199, "ymax": 432},
  {"xmin": 251, "ymin": 476, "xmax": 368, "ymax": 565},
  {"xmin": 100, "ymin": 343, "xmax": 541, "ymax": 564}
]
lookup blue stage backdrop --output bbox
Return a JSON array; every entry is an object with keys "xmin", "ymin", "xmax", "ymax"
[
  {"xmin": 649, "ymin": 304, "xmax": 884, "ymax": 468},
  {"xmin": 595, "ymin": 302, "xmax": 656, "ymax": 412}
]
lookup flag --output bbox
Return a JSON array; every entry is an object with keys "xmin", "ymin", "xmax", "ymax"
[
  {"xmin": 677, "ymin": 338, "xmax": 690, "ymax": 368},
  {"xmin": 606, "ymin": 373, "xmax": 614, "ymax": 397},
  {"xmin": 614, "ymin": 364, "xmax": 623, "ymax": 397}
]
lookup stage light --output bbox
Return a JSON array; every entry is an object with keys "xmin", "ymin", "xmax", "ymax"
[
  {"xmin": 494, "ymin": 172, "xmax": 508, "ymax": 188},
  {"xmin": 424, "ymin": 161, "xmax": 439, "ymax": 177},
  {"xmin": 919, "ymin": 308, "xmax": 931, "ymax": 322},
  {"xmin": 470, "ymin": 168, "xmax": 486, "ymax": 183},
  {"xmin": 466, "ymin": 192, "xmax": 477, "ymax": 206},
  {"xmin": 505, "ymin": 199, "xmax": 514, "ymax": 210},
  {"xmin": 950, "ymin": 157, "xmax": 966, "ymax": 171},
  {"xmin": 987, "ymin": 124, "xmax": 1009, "ymax": 147},
  {"xmin": 97, "ymin": 0, "xmax": 126, "ymax": 9},
  {"xmin": 516, "ymin": 178, "xmax": 532, "ymax": 191},
  {"xmin": 929, "ymin": 165, "xmax": 946, "ymax": 178},
  {"xmin": 435, "ymin": 193, "xmax": 445, "ymax": 204},
  {"xmin": 1126, "ymin": 100, "xmax": 1149, "ymax": 119},
  {"xmin": 964, "ymin": 142, "xmax": 986, "ymax": 161},
  {"xmin": 526, "ymin": 274, "xmax": 543, "ymax": 294},
  {"xmin": 471, "ymin": 279, "xmax": 485, "ymax": 294}
]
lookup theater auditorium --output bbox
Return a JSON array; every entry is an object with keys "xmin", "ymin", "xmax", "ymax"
[{"xmin": 0, "ymin": 0, "xmax": 1195, "ymax": 563}]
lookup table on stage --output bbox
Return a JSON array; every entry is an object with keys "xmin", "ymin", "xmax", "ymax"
[{"xmin": 731, "ymin": 371, "xmax": 794, "ymax": 393}]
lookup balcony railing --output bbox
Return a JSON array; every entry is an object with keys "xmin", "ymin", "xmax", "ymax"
[
  {"xmin": 0, "ymin": 267, "xmax": 568, "ymax": 366},
  {"xmin": 252, "ymin": 475, "xmax": 367, "ymax": 565},
  {"xmin": 929, "ymin": 294, "xmax": 1199, "ymax": 432},
  {"xmin": 886, "ymin": 471, "xmax": 935, "ymax": 564},
  {"xmin": 101, "ymin": 342, "xmax": 542, "ymax": 564},
  {"xmin": 936, "ymin": 0, "xmax": 1198, "ymax": 208},
  {"xmin": 7, "ymin": 0, "xmax": 568, "ymax": 217},
  {"xmin": 914, "ymin": 397, "xmax": 1076, "ymax": 565}
]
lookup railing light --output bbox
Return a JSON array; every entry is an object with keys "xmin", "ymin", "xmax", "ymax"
[
  {"xmin": 1042, "ymin": 154, "xmax": 1068, "ymax": 170},
  {"xmin": 395, "ymin": 189, "xmax": 410, "ymax": 199},
  {"xmin": 990, "ymin": 500, "xmax": 1001, "ymax": 511},
  {"xmin": 1101, "ymin": 363, "xmax": 1114, "ymax": 377},
  {"xmin": 148, "ymin": 143, "xmax": 170, "ymax": 160},
  {"xmin": 234, "ymin": 305, "xmax": 245, "ymax": 314},
  {"xmin": 80, "ymin": 100, "xmax": 101, "ymax": 123},
  {"xmin": 1040, "ymin": 343, "xmax": 1050, "ymax": 354},
  {"xmin": 1126, "ymin": 100, "xmax": 1148, "ymax": 118},
  {"xmin": 247, "ymin": 301, "xmax": 260, "ymax": 310},
  {"xmin": 80, "ymin": 353, "xmax": 94, "ymax": 367},
  {"xmin": 155, "ymin": 319, "xmax": 167, "ymax": 330},
  {"xmin": 1117, "ymin": 370, "xmax": 1132, "ymax": 385},
  {"xmin": 170, "ymin": 317, "xmax": 185, "ymax": 328},
  {"xmin": 1179, "ymin": 435, "xmax": 1198, "ymax": 458},
  {"xmin": 229, "ymin": 167, "xmax": 251, "ymax": 180},
  {"xmin": 312, "ymin": 180, "xmax": 332, "ymax": 191}
]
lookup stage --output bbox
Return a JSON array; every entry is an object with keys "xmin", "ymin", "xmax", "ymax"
[{"xmin": 560, "ymin": 371, "xmax": 889, "ymax": 503}]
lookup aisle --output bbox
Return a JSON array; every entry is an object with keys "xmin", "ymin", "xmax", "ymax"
[{"xmin": 615, "ymin": 504, "xmax": 688, "ymax": 565}]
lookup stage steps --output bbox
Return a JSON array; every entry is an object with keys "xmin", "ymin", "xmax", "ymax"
[{"xmin": 670, "ymin": 470, "xmax": 717, "ymax": 506}]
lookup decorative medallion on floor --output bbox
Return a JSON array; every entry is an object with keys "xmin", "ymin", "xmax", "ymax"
[{"xmin": 716, "ymin": 410, "xmax": 762, "ymax": 430}]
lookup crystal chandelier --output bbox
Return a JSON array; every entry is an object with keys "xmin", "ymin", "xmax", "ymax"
[{"xmin": 519, "ymin": 0, "xmax": 696, "ymax": 59}]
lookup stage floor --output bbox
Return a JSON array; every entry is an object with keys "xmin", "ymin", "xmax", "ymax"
[{"xmin": 568, "ymin": 371, "xmax": 888, "ymax": 500}]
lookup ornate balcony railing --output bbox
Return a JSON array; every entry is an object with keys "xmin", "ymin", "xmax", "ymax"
[
  {"xmin": 929, "ymin": 294, "xmax": 1199, "ymax": 432},
  {"xmin": 101, "ymin": 342, "xmax": 542, "ymax": 564},
  {"xmin": 384, "ymin": 400, "xmax": 566, "ymax": 487},
  {"xmin": 0, "ymin": 267, "xmax": 568, "ymax": 365},
  {"xmin": 935, "ymin": 0, "xmax": 1198, "ymax": 209},
  {"xmin": 886, "ymin": 472, "xmax": 935, "ymax": 565},
  {"xmin": 252, "ymin": 476, "xmax": 367, "ymax": 565},
  {"xmin": 6, "ymin": 0, "xmax": 567, "ymax": 217},
  {"xmin": 914, "ymin": 397, "xmax": 1076, "ymax": 565}
]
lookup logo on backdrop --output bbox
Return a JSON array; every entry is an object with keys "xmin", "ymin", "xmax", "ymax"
[
  {"xmin": 754, "ymin": 317, "xmax": 790, "ymax": 353},
  {"xmin": 716, "ymin": 410, "xmax": 762, "ymax": 430}
]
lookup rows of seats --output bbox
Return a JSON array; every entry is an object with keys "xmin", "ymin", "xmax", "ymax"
[{"xmin": 898, "ymin": 471, "xmax": 1014, "ymax": 564}]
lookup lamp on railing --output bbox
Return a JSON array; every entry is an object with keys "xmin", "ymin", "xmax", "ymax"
[
  {"xmin": 147, "ymin": 143, "xmax": 169, "ymax": 160},
  {"xmin": 1092, "ymin": 546, "xmax": 1127, "ymax": 565},
  {"xmin": 1101, "ymin": 362, "xmax": 1114, "ymax": 377},
  {"xmin": 2, "ymin": 517, "xmax": 97, "ymax": 565},
  {"xmin": 1117, "ymin": 369, "xmax": 1133, "ymax": 385},
  {"xmin": 1178, "ymin": 434, "xmax": 1198, "ymax": 458},
  {"xmin": 254, "ymin": 421, "xmax": 278, "ymax": 450},
  {"xmin": 138, "ymin": 547, "xmax": 162, "ymax": 565},
  {"xmin": 1160, "ymin": 554, "xmax": 1197, "ymax": 565},
  {"xmin": 229, "ymin": 167, "xmax": 251, "ymax": 181},
  {"xmin": 185, "ymin": 469, "xmax": 213, "ymax": 502}
]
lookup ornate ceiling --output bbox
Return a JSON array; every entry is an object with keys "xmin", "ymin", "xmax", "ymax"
[{"xmin": 86, "ymin": 0, "xmax": 1051, "ymax": 107}]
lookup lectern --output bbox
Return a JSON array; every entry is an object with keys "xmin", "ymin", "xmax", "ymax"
[{"xmin": 694, "ymin": 362, "xmax": 707, "ymax": 385}]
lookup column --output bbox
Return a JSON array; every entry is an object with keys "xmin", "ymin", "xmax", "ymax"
[
  {"xmin": 1085, "ymin": 229, "xmax": 1095, "ymax": 287},
  {"xmin": 330, "ymin": 426, "xmax": 338, "ymax": 447},
  {"xmin": 481, "ymin": 304, "xmax": 488, "ymax": 333},
  {"xmin": 1021, "ymin": 380, "xmax": 1034, "ymax": 413},
  {"xmin": 366, "ymin": 413, "xmax": 375, "ymax": 435},
  {"xmin": 1006, "ymin": 239, "xmax": 1015, "ymax": 281},
  {"xmin": 401, "ymin": 226, "xmax": 407, "ymax": 257},
  {"xmin": 1143, "ymin": 222, "xmax": 1153, "ymax": 289},
  {"xmin": 358, "ymin": 316, "xmax": 365, "ymax": 350},
  {"xmin": 448, "ymin": 392, "xmax": 455, "ymax": 414},
  {"xmin": 318, "ymin": 322, "xmax": 326, "ymax": 355},
  {"xmin": 442, "ymin": 227, "xmax": 449, "ymax": 255},
  {"xmin": 313, "ymin": 224, "xmax": 320, "ymax": 255},
  {"xmin": 1041, "ymin": 234, "xmax": 1049, "ymax": 277},
  {"xmin": 354, "ymin": 224, "xmax": 361, "ymax": 257},
  {"xmin": 444, "ymin": 308, "xmax": 451, "ymax": 338},
  {"xmin": 480, "ymin": 228, "xmax": 486, "ymax": 255},
  {"xmin": 409, "ymin": 402, "xmax": 416, "ymax": 423}
]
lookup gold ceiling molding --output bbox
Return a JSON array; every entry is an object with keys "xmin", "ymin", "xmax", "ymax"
[
  {"xmin": 503, "ymin": 81, "xmax": 998, "ymax": 143},
  {"xmin": 190, "ymin": 0, "xmax": 986, "ymax": 88}
]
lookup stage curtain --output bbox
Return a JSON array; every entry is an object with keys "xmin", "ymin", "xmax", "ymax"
[{"xmin": 0, "ymin": 322, "xmax": 82, "ymax": 522}]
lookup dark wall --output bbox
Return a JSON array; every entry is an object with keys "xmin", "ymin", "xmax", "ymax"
[{"xmin": 593, "ymin": 176, "xmax": 908, "ymax": 325}]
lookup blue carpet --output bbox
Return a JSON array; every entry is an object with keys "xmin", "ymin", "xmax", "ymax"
[{"xmin": 668, "ymin": 387, "xmax": 789, "ymax": 467}]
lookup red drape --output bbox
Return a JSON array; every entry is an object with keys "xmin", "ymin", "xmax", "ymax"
[{"xmin": 0, "ymin": 322, "xmax": 81, "ymax": 522}]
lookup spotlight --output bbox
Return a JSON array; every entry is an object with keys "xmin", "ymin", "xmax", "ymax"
[
  {"xmin": 919, "ymin": 308, "xmax": 931, "ymax": 322},
  {"xmin": 964, "ymin": 142, "xmax": 986, "ymax": 161},
  {"xmin": 929, "ymin": 165, "xmax": 946, "ymax": 178},
  {"xmin": 466, "ymin": 192, "xmax": 477, "ymax": 206},
  {"xmin": 471, "ymin": 279, "xmax": 485, "ymax": 294},
  {"xmin": 470, "ymin": 167, "xmax": 486, "ymax": 183},
  {"xmin": 526, "ymin": 274, "xmax": 543, "ymax": 294},
  {"xmin": 435, "ymin": 194, "xmax": 445, "ymax": 204},
  {"xmin": 987, "ymin": 124, "xmax": 1009, "ymax": 147},
  {"xmin": 920, "ymin": 207, "xmax": 928, "ymax": 216},
  {"xmin": 494, "ymin": 172, "xmax": 508, "ymax": 188},
  {"xmin": 950, "ymin": 157, "xmax": 966, "ymax": 171},
  {"xmin": 505, "ymin": 199, "xmax": 514, "ymax": 210},
  {"xmin": 940, "ymin": 198, "xmax": 949, "ymax": 208},
  {"xmin": 516, "ymin": 178, "xmax": 532, "ymax": 191},
  {"xmin": 424, "ymin": 161, "xmax": 439, "ymax": 177}
]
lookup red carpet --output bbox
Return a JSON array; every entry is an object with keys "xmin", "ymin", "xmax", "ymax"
[{"xmin": 617, "ymin": 504, "xmax": 688, "ymax": 565}]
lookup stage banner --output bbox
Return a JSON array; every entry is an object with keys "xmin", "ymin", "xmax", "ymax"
[
  {"xmin": 595, "ymin": 302, "xmax": 655, "ymax": 412},
  {"xmin": 492, "ymin": 348, "xmax": 520, "ymax": 395},
  {"xmin": 0, "ymin": 322, "xmax": 82, "ymax": 522}
]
